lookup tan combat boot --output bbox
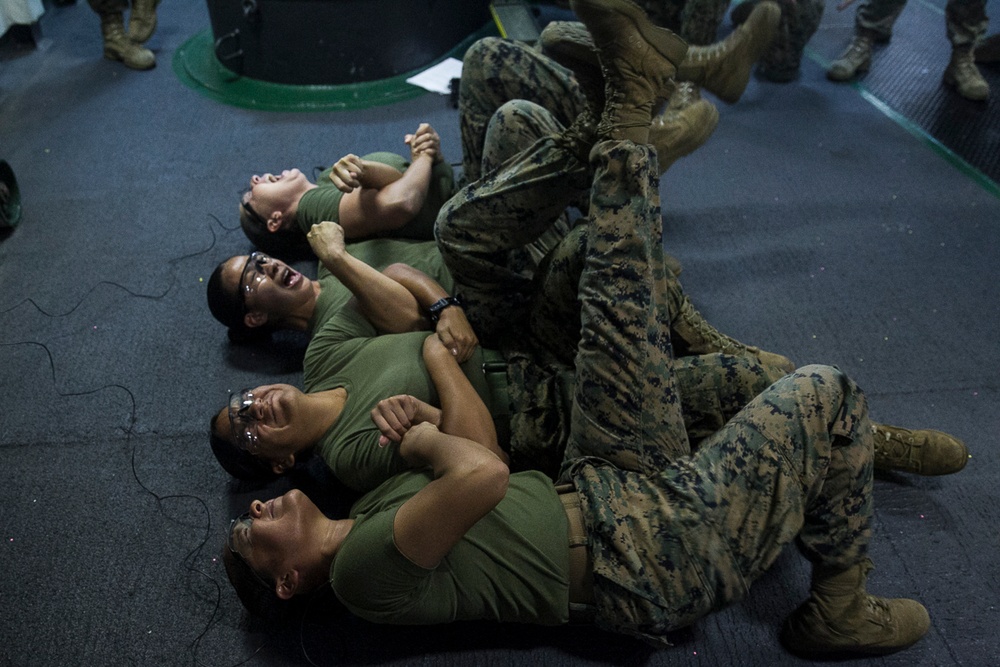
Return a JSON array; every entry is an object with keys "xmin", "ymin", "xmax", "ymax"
[
  {"xmin": 781, "ymin": 559, "xmax": 930, "ymax": 657},
  {"xmin": 943, "ymin": 46, "xmax": 990, "ymax": 101},
  {"xmin": 98, "ymin": 12, "xmax": 155, "ymax": 70},
  {"xmin": 570, "ymin": 0, "xmax": 688, "ymax": 144},
  {"xmin": 872, "ymin": 423, "xmax": 969, "ymax": 476},
  {"xmin": 676, "ymin": 1, "xmax": 780, "ymax": 104},
  {"xmin": 669, "ymin": 282, "xmax": 794, "ymax": 375},
  {"xmin": 650, "ymin": 83, "xmax": 719, "ymax": 173},
  {"xmin": 128, "ymin": 0, "xmax": 160, "ymax": 43},
  {"xmin": 827, "ymin": 34, "xmax": 874, "ymax": 81}
]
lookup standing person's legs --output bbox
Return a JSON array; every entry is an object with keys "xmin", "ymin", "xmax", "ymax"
[
  {"xmin": 941, "ymin": 0, "xmax": 990, "ymax": 100},
  {"xmin": 88, "ymin": 0, "xmax": 127, "ymax": 11},
  {"xmin": 87, "ymin": 0, "xmax": 155, "ymax": 69},
  {"xmin": 127, "ymin": 0, "xmax": 160, "ymax": 43},
  {"xmin": 945, "ymin": 0, "xmax": 989, "ymax": 47},
  {"xmin": 855, "ymin": 0, "xmax": 908, "ymax": 40},
  {"xmin": 827, "ymin": 0, "xmax": 905, "ymax": 80},
  {"xmin": 458, "ymin": 38, "xmax": 589, "ymax": 183}
]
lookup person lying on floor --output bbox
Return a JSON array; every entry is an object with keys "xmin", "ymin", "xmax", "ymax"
[
  {"xmin": 209, "ymin": 0, "xmax": 965, "ymax": 492},
  {"xmin": 223, "ymin": 5, "xmax": 949, "ymax": 654},
  {"xmin": 206, "ymin": 227, "xmax": 477, "ymax": 355},
  {"xmin": 209, "ymin": 92, "xmax": 797, "ymax": 486},
  {"xmin": 234, "ymin": 5, "xmax": 781, "ymax": 260},
  {"xmin": 238, "ymin": 123, "xmax": 455, "ymax": 257}
]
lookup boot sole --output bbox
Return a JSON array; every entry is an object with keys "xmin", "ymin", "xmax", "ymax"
[
  {"xmin": 942, "ymin": 71, "xmax": 989, "ymax": 101},
  {"xmin": 826, "ymin": 59, "xmax": 870, "ymax": 82},
  {"xmin": 570, "ymin": 0, "xmax": 689, "ymax": 66},
  {"xmin": 780, "ymin": 620, "xmax": 928, "ymax": 658},
  {"xmin": 103, "ymin": 47, "xmax": 156, "ymax": 70}
]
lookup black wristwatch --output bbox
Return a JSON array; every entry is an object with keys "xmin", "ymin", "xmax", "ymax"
[{"xmin": 428, "ymin": 295, "xmax": 463, "ymax": 323}]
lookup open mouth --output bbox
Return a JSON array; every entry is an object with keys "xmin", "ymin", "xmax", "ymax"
[{"xmin": 282, "ymin": 267, "xmax": 300, "ymax": 288}]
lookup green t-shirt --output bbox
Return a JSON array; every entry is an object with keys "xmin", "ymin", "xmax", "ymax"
[
  {"xmin": 308, "ymin": 238, "xmax": 454, "ymax": 336},
  {"xmin": 331, "ymin": 469, "xmax": 571, "ymax": 626},
  {"xmin": 296, "ymin": 151, "xmax": 455, "ymax": 241},
  {"xmin": 303, "ymin": 306, "xmax": 493, "ymax": 492}
]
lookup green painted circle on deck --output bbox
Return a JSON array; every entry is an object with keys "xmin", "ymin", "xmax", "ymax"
[{"xmin": 172, "ymin": 27, "xmax": 493, "ymax": 112}]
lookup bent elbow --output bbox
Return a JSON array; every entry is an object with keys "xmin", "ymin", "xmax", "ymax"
[{"xmin": 481, "ymin": 458, "xmax": 510, "ymax": 505}]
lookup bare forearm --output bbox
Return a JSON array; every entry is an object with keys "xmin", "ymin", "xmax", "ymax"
[
  {"xmin": 399, "ymin": 421, "xmax": 505, "ymax": 478},
  {"xmin": 423, "ymin": 337, "xmax": 506, "ymax": 463},
  {"xmin": 382, "ymin": 263, "xmax": 448, "ymax": 313},
  {"xmin": 324, "ymin": 252, "xmax": 422, "ymax": 332},
  {"xmin": 394, "ymin": 422, "xmax": 509, "ymax": 569},
  {"xmin": 355, "ymin": 160, "xmax": 404, "ymax": 189},
  {"xmin": 370, "ymin": 155, "xmax": 433, "ymax": 221}
]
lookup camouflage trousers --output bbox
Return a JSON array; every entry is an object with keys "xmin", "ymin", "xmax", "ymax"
[
  {"xmin": 560, "ymin": 142, "xmax": 874, "ymax": 644},
  {"xmin": 854, "ymin": 0, "xmax": 988, "ymax": 47},
  {"xmin": 639, "ymin": 0, "xmax": 731, "ymax": 45},
  {"xmin": 507, "ymin": 351, "xmax": 783, "ymax": 478},
  {"xmin": 440, "ymin": 101, "xmax": 787, "ymax": 476},
  {"xmin": 458, "ymin": 37, "xmax": 587, "ymax": 184},
  {"xmin": 439, "ymin": 99, "xmax": 594, "ymax": 350}
]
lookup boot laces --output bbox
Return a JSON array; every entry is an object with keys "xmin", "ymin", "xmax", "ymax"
[
  {"xmin": 681, "ymin": 298, "xmax": 748, "ymax": 353},
  {"xmin": 872, "ymin": 425, "xmax": 919, "ymax": 465},
  {"xmin": 847, "ymin": 37, "xmax": 871, "ymax": 57},
  {"xmin": 687, "ymin": 41, "xmax": 728, "ymax": 64},
  {"xmin": 863, "ymin": 595, "xmax": 892, "ymax": 628}
]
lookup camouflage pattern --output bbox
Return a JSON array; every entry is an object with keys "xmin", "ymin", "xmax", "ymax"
[
  {"xmin": 507, "ymin": 351, "xmax": 784, "ymax": 478},
  {"xmin": 639, "ymin": 0, "xmax": 731, "ymax": 45},
  {"xmin": 438, "ymin": 99, "xmax": 594, "ymax": 350},
  {"xmin": 441, "ymin": 86, "xmax": 790, "ymax": 480},
  {"xmin": 458, "ymin": 37, "xmax": 588, "ymax": 184},
  {"xmin": 756, "ymin": 0, "xmax": 825, "ymax": 80},
  {"xmin": 560, "ymin": 141, "xmax": 874, "ymax": 644},
  {"xmin": 854, "ymin": 0, "xmax": 988, "ymax": 47}
]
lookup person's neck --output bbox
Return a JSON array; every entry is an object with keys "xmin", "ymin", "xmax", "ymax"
[
  {"xmin": 288, "ymin": 182, "xmax": 319, "ymax": 219},
  {"xmin": 300, "ymin": 516, "xmax": 353, "ymax": 592},
  {"xmin": 281, "ymin": 281, "xmax": 321, "ymax": 331},
  {"xmin": 299, "ymin": 387, "xmax": 348, "ymax": 444},
  {"xmin": 322, "ymin": 518, "xmax": 354, "ymax": 560}
]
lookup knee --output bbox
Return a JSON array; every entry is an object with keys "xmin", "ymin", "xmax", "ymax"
[
  {"xmin": 792, "ymin": 364, "xmax": 851, "ymax": 396},
  {"xmin": 791, "ymin": 364, "xmax": 868, "ymax": 437},
  {"xmin": 463, "ymin": 37, "xmax": 504, "ymax": 72},
  {"xmin": 485, "ymin": 100, "xmax": 549, "ymax": 143},
  {"xmin": 493, "ymin": 99, "xmax": 546, "ymax": 121}
]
